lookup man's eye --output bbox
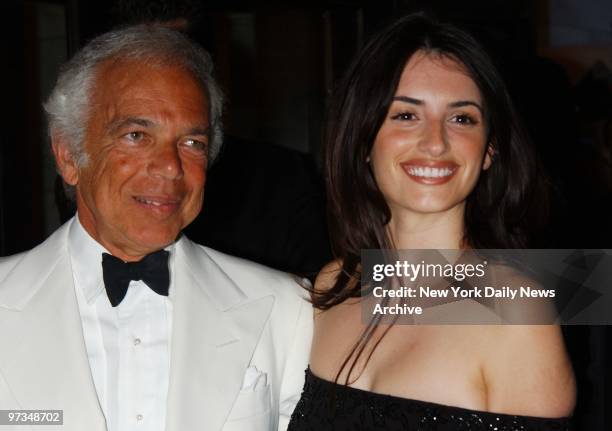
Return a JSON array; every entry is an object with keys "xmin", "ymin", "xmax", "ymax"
[
  {"xmin": 391, "ymin": 112, "xmax": 417, "ymax": 121},
  {"xmin": 123, "ymin": 131, "xmax": 145, "ymax": 142},
  {"xmin": 180, "ymin": 139, "xmax": 207, "ymax": 155}
]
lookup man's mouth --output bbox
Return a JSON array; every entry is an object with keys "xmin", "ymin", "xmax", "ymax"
[{"xmin": 133, "ymin": 195, "xmax": 181, "ymax": 210}]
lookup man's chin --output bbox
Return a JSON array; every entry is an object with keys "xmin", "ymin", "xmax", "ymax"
[
  {"xmin": 120, "ymin": 229, "xmax": 182, "ymax": 258},
  {"xmin": 137, "ymin": 235, "xmax": 179, "ymax": 251}
]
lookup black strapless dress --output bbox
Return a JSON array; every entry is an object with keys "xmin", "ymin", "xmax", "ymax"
[{"xmin": 287, "ymin": 368, "xmax": 573, "ymax": 431}]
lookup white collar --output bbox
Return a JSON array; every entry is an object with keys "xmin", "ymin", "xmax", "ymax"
[{"xmin": 67, "ymin": 214, "xmax": 176, "ymax": 304}]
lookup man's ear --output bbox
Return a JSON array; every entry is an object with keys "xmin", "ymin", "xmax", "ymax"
[
  {"xmin": 51, "ymin": 134, "xmax": 79, "ymax": 186},
  {"xmin": 483, "ymin": 143, "xmax": 495, "ymax": 171}
]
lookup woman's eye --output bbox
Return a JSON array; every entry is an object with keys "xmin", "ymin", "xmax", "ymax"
[
  {"xmin": 391, "ymin": 112, "xmax": 417, "ymax": 121},
  {"xmin": 451, "ymin": 114, "xmax": 478, "ymax": 125}
]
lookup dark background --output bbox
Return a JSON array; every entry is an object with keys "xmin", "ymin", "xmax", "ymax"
[{"xmin": 1, "ymin": 0, "xmax": 611, "ymax": 429}]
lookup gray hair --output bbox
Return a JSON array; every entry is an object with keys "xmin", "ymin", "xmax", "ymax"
[{"xmin": 44, "ymin": 24, "xmax": 224, "ymax": 168}]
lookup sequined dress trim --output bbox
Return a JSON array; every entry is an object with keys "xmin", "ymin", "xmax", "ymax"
[{"xmin": 287, "ymin": 367, "xmax": 573, "ymax": 431}]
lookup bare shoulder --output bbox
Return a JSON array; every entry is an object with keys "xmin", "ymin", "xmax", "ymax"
[
  {"xmin": 310, "ymin": 259, "xmax": 366, "ymax": 379},
  {"xmin": 483, "ymin": 325, "xmax": 576, "ymax": 418},
  {"xmin": 311, "ymin": 260, "xmax": 344, "ymax": 317},
  {"xmin": 312, "ymin": 259, "xmax": 362, "ymax": 309},
  {"xmin": 314, "ymin": 259, "xmax": 343, "ymax": 292}
]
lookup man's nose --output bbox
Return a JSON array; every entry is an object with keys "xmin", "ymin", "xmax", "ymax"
[
  {"xmin": 417, "ymin": 121, "xmax": 449, "ymax": 157},
  {"xmin": 148, "ymin": 142, "xmax": 184, "ymax": 180}
]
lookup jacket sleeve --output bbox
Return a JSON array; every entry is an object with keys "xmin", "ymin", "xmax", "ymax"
[{"xmin": 277, "ymin": 288, "xmax": 313, "ymax": 431}]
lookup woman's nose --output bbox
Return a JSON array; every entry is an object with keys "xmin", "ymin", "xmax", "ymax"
[{"xmin": 417, "ymin": 121, "xmax": 449, "ymax": 157}]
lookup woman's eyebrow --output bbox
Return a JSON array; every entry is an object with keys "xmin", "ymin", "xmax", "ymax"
[
  {"xmin": 392, "ymin": 96, "xmax": 423, "ymax": 105},
  {"xmin": 449, "ymin": 100, "xmax": 483, "ymax": 113},
  {"xmin": 392, "ymin": 96, "xmax": 482, "ymax": 113}
]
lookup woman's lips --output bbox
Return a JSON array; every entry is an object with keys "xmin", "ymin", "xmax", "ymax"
[{"xmin": 400, "ymin": 160, "xmax": 459, "ymax": 185}]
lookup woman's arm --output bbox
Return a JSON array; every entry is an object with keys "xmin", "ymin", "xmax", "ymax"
[{"xmin": 483, "ymin": 325, "xmax": 576, "ymax": 418}]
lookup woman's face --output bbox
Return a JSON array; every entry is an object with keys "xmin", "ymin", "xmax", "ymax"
[{"xmin": 370, "ymin": 51, "xmax": 492, "ymax": 219}]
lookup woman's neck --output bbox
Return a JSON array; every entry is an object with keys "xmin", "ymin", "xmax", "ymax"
[{"xmin": 386, "ymin": 204, "xmax": 466, "ymax": 250}]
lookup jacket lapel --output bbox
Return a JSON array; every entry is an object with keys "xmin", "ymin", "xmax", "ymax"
[
  {"xmin": 0, "ymin": 222, "xmax": 106, "ymax": 430},
  {"xmin": 166, "ymin": 238, "xmax": 274, "ymax": 431}
]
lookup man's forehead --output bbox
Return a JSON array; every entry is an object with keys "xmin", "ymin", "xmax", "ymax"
[
  {"xmin": 93, "ymin": 57, "xmax": 206, "ymax": 100},
  {"xmin": 89, "ymin": 58, "xmax": 209, "ymax": 126}
]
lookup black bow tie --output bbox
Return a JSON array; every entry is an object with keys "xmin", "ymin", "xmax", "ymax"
[{"xmin": 102, "ymin": 250, "xmax": 170, "ymax": 307}]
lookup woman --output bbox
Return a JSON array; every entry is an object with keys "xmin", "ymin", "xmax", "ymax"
[{"xmin": 288, "ymin": 13, "xmax": 575, "ymax": 430}]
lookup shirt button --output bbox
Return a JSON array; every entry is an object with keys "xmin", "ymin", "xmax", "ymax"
[
  {"xmin": 133, "ymin": 338, "xmax": 141, "ymax": 346},
  {"xmin": 136, "ymin": 414, "xmax": 143, "ymax": 421}
]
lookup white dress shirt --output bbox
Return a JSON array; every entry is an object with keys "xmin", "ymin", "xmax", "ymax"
[{"xmin": 68, "ymin": 216, "xmax": 174, "ymax": 431}]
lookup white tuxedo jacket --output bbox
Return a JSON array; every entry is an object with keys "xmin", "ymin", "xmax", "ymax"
[{"xmin": 0, "ymin": 220, "xmax": 312, "ymax": 431}]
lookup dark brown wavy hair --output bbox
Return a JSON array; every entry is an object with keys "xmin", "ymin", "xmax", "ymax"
[
  {"xmin": 314, "ymin": 13, "xmax": 541, "ymax": 314},
  {"xmin": 312, "ymin": 15, "xmax": 547, "ymax": 383}
]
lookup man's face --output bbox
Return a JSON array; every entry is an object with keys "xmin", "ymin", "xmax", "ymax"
[{"xmin": 56, "ymin": 59, "xmax": 210, "ymax": 261}]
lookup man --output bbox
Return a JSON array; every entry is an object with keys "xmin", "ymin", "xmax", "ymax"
[{"xmin": 0, "ymin": 25, "xmax": 311, "ymax": 431}]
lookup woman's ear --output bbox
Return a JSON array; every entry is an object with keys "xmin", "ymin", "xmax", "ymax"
[
  {"xmin": 483, "ymin": 143, "xmax": 495, "ymax": 170},
  {"xmin": 51, "ymin": 134, "xmax": 79, "ymax": 186}
]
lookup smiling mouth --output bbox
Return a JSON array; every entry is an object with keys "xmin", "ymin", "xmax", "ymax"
[
  {"xmin": 401, "ymin": 161, "xmax": 459, "ymax": 184},
  {"xmin": 405, "ymin": 166, "xmax": 455, "ymax": 178},
  {"xmin": 133, "ymin": 195, "xmax": 181, "ymax": 210}
]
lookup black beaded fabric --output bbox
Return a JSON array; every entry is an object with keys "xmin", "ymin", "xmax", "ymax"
[{"xmin": 287, "ymin": 368, "xmax": 573, "ymax": 431}]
